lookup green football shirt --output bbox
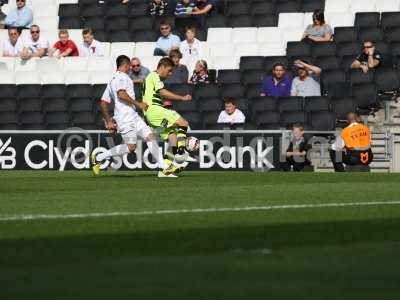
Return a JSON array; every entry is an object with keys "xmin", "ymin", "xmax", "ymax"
[{"xmin": 143, "ymin": 71, "xmax": 164, "ymax": 107}]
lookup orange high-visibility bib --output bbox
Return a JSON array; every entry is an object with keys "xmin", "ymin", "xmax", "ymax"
[{"xmin": 341, "ymin": 123, "xmax": 371, "ymax": 150}]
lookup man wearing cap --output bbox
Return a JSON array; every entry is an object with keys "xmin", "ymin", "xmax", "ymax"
[
  {"xmin": 290, "ymin": 59, "xmax": 322, "ymax": 97},
  {"xmin": 330, "ymin": 112, "xmax": 373, "ymax": 172}
]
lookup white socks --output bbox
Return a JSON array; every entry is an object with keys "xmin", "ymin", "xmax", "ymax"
[
  {"xmin": 147, "ymin": 140, "xmax": 166, "ymax": 169},
  {"xmin": 96, "ymin": 144, "xmax": 130, "ymax": 161}
]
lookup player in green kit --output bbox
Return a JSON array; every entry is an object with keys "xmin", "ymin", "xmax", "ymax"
[{"xmin": 143, "ymin": 57, "xmax": 192, "ymax": 177}]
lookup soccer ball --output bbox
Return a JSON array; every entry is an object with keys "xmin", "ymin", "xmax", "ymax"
[{"xmin": 186, "ymin": 136, "xmax": 200, "ymax": 152}]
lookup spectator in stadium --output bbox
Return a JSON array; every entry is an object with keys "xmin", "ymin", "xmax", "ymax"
[
  {"xmin": 291, "ymin": 60, "xmax": 321, "ymax": 97},
  {"xmin": 2, "ymin": 27, "xmax": 23, "ymax": 57},
  {"xmin": 80, "ymin": 28, "xmax": 105, "ymax": 57},
  {"xmin": 4, "ymin": 0, "xmax": 33, "ymax": 30},
  {"xmin": 129, "ymin": 57, "xmax": 150, "ymax": 85},
  {"xmin": 217, "ymin": 98, "xmax": 246, "ymax": 124},
  {"xmin": 154, "ymin": 21, "xmax": 181, "ymax": 56},
  {"xmin": 302, "ymin": 9, "xmax": 333, "ymax": 42},
  {"xmin": 191, "ymin": 0, "xmax": 217, "ymax": 16},
  {"xmin": 330, "ymin": 112, "xmax": 373, "ymax": 172},
  {"xmin": 149, "ymin": 0, "xmax": 168, "ymax": 17},
  {"xmin": 189, "ymin": 59, "xmax": 210, "ymax": 84},
  {"xmin": 175, "ymin": 0, "xmax": 195, "ymax": 16},
  {"xmin": 20, "ymin": 24, "xmax": 49, "ymax": 60},
  {"xmin": 179, "ymin": 26, "xmax": 202, "ymax": 63},
  {"xmin": 260, "ymin": 63, "xmax": 292, "ymax": 97},
  {"xmin": 0, "ymin": 0, "xmax": 8, "ymax": 28},
  {"xmin": 164, "ymin": 49, "xmax": 189, "ymax": 84},
  {"xmin": 49, "ymin": 29, "xmax": 79, "ymax": 58},
  {"xmin": 280, "ymin": 124, "xmax": 311, "ymax": 172},
  {"xmin": 350, "ymin": 40, "xmax": 382, "ymax": 73}
]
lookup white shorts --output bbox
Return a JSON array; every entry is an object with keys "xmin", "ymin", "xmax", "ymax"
[{"xmin": 118, "ymin": 117, "xmax": 153, "ymax": 145}]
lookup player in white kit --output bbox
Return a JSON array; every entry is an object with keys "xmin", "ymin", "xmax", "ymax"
[{"xmin": 91, "ymin": 55, "xmax": 175, "ymax": 177}]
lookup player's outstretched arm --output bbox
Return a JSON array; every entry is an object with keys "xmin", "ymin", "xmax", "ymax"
[
  {"xmin": 117, "ymin": 90, "xmax": 148, "ymax": 111},
  {"xmin": 160, "ymin": 89, "xmax": 192, "ymax": 102}
]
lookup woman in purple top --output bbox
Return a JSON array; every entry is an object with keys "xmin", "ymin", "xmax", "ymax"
[{"xmin": 260, "ymin": 62, "xmax": 292, "ymax": 97}]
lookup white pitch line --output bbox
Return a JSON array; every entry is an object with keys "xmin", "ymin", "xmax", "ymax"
[{"xmin": 0, "ymin": 201, "xmax": 400, "ymax": 222}]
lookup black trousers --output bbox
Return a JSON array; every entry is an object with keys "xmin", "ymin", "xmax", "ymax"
[
  {"xmin": 280, "ymin": 156, "xmax": 310, "ymax": 172},
  {"xmin": 330, "ymin": 148, "xmax": 373, "ymax": 172}
]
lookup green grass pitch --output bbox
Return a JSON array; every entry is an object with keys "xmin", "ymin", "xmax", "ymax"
[{"xmin": 0, "ymin": 171, "xmax": 400, "ymax": 299}]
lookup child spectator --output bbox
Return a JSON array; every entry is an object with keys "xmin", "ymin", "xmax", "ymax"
[
  {"xmin": 189, "ymin": 59, "xmax": 210, "ymax": 84},
  {"xmin": 150, "ymin": 0, "xmax": 168, "ymax": 17},
  {"xmin": 217, "ymin": 98, "xmax": 246, "ymax": 124},
  {"xmin": 175, "ymin": 0, "xmax": 195, "ymax": 17},
  {"xmin": 280, "ymin": 124, "xmax": 311, "ymax": 171}
]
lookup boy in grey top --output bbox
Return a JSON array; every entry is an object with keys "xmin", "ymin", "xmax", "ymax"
[{"xmin": 290, "ymin": 60, "xmax": 322, "ymax": 97}]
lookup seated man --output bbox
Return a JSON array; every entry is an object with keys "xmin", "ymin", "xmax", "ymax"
[
  {"xmin": 4, "ymin": 0, "xmax": 33, "ymax": 29},
  {"xmin": 280, "ymin": 124, "xmax": 311, "ymax": 172},
  {"xmin": 153, "ymin": 21, "xmax": 180, "ymax": 56},
  {"xmin": 217, "ymin": 98, "xmax": 246, "ymax": 124},
  {"xmin": 2, "ymin": 27, "xmax": 23, "ymax": 57},
  {"xmin": 330, "ymin": 112, "xmax": 373, "ymax": 172},
  {"xmin": 129, "ymin": 57, "xmax": 150, "ymax": 85},
  {"xmin": 350, "ymin": 40, "xmax": 381, "ymax": 73},
  {"xmin": 49, "ymin": 29, "xmax": 79, "ymax": 58},
  {"xmin": 20, "ymin": 24, "xmax": 49, "ymax": 59},
  {"xmin": 80, "ymin": 28, "xmax": 104, "ymax": 57},
  {"xmin": 291, "ymin": 60, "xmax": 321, "ymax": 97},
  {"xmin": 261, "ymin": 63, "xmax": 292, "ymax": 97}
]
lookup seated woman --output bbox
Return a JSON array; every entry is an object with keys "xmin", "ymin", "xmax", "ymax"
[
  {"xmin": 189, "ymin": 59, "xmax": 210, "ymax": 84},
  {"xmin": 302, "ymin": 9, "xmax": 333, "ymax": 43}
]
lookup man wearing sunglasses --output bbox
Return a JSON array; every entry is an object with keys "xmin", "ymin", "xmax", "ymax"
[
  {"xmin": 4, "ymin": 0, "xmax": 33, "ymax": 30},
  {"xmin": 2, "ymin": 27, "xmax": 23, "ymax": 57},
  {"xmin": 153, "ymin": 20, "xmax": 180, "ymax": 56},
  {"xmin": 20, "ymin": 24, "xmax": 49, "ymax": 60},
  {"xmin": 351, "ymin": 40, "xmax": 381, "ymax": 74}
]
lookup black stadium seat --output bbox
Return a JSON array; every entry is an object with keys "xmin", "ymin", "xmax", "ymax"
[
  {"xmin": 205, "ymin": 15, "xmax": 227, "ymax": 28},
  {"xmin": 331, "ymin": 97, "xmax": 356, "ymax": 120},
  {"xmin": 105, "ymin": 3, "xmax": 129, "ymax": 17},
  {"xmin": 129, "ymin": 16, "xmax": 153, "ymax": 31},
  {"xmin": 336, "ymin": 42, "xmax": 361, "ymax": 58},
  {"xmin": 245, "ymin": 84, "xmax": 263, "ymax": 99},
  {"xmin": 374, "ymin": 68, "xmax": 400, "ymax": 94},
  {"xmin": 312, "ymin": 42, "xmax": 336, "ymax": 58},
  {"xmin": 59, "ymin": 17, "xmax": 82, "ymax": 29},
  {"xmin": 81, "ymin": 3, "xmax": 104, "ymax": 17},
  {"xmin": 384, "ymin": 27, "xmax": 400, "ymax": 43},
  {"xmin": 351, "ymin": 82, "xmax": 379, "ymax": 108},
  {"xmin": 358, "ymin": 27, "xmax": 384, "ymax": 42},
  {"xmin": 241, "ymin": 70, "xmax": 265, "ymax": 86},
  {"xmin": 252, "ymin": 14, "xmax": 277, "ymax": 27},
  {"xmin": 300, "ymin": 0, "xmax": 325, "ymax": 12},
  {"xmin": 381, "ymin": 12, "xmax": 400, "ymax": 30},
  {"xmin": 309, "ymin": 111, "xmax": 336, "ymax": 131},
  {"xmin": 304, "ymin": 96, "xmax": 331, "ymax": 112},
  {"xmin": 280, "ymin": 111, "xmax": 307, "ymax": 128},
  {"xmin": 105, "ymin": 16, "xmax": 129, "ymax": 31},
  {"xmin": 227, "ymin": 15, "xmax": 252, "ymax": 27},
  {"xmin": 83, "ymin": 17, "xmax": 105, "ymax": 30},
  {"xmin": 250, "ymin": 97, "xmax": 277, "ymax": 116},
  {"xmin": 315, "ymin": 56, "xmax": 341, "ymax": 70},
  {"xmin": 254, "ymin": 111, "xmax": 281, "ymax": 130},
  {"xmin": 181, "ymin": 111, "xmax": 202, "ymax": 130},
  {"xmin": 286, "ymin": 42, "xmax": 312, "ymax": 58},
  {"xmin": 334, "ymin": 27, "xmax": 358, "ymax": 43},
  {"xmin": 240, "ymin": 56, "xmax": 265, "ymax": 71},
  {"xmin": 218, "ymin": 70, "xmax": 242, "ymax": 84},
  {"xmin": 194, "ymin": 84, "xmax": 219, "ymax": 100},
  {"xmin": 133, "ymin": 30, "xmax": 157, "ymax": 42},
  {"xmin": 278, "ymin": 97, "xmax": 303, "ymax": 112},
  {"xmin": 220, "ymin": 83, "xmax": 245, "ymax": 98},
  {"xmin": 19, "ymin": 98, "xmax": 42, "ymax": 112},
  {"xmin": 354, "ymin": 12, "xmax": 380, "ymax": 28},
  {"xmin": 129, "ymin": 3, "xmax": 149, "ymax": 17},
  {"xmin": 250, "ymin": 2, "xmax": 274, "ymax": 16},
  {"xmin": 226, "ymin": 2, "xmax": 250, "ymax": 16},
  {"xmin": 107, "ymin": 30, "xmax": 131, "ymax": 42},
  {"xmin": 275, "ymin": 0, "xmax": 300, "ymax": 13},
  {"xmin": 348, "ymin": 69, "xmax": 374, "ymax": 86},
  {"xmin": 46, "ymin": 112, "xmax": 69, "ymax": 130},
  {"xmin": 0, "ymin": 85, "xmax": 16, "ymax": 112},
  {"xmin": 59, "ymin": 4, "xmax": 80, "ymax": 17},
  {"xmin": 198, "ymin": 97, "xmax": 222, "ymax": 112}
]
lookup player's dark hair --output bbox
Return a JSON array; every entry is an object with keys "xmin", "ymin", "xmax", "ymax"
[
  {"xmin": 157, "ymin": 57, "xmax": 174, "ymax": 69},
  {"xmin": 116, "ymin": 55, "xmax": 131, "ymax": 68},
  {"xmin": 312, "ymin": 9, "xmax": 325, "ymax": 25}
]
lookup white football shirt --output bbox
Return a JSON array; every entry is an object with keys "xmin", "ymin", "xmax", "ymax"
[
  {"xmin": 217, "ymin": 109, "xmax": 246, "ymax": 124},
  {"xmin": 106, "ymin": 71, "xmax": 140, "ymax": 127}
]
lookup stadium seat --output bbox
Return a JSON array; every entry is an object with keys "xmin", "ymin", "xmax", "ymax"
[
  {"xmin": 225, "ymin": 2, "xmax": 250, "ymax": 16},
  {"xmin": 250, "ymin": 97, "xmax": 278, "ymax": 116},
  {"xmin": 217, "ymin": 70, "xmax": 242, "ymax": 84},
  {"xmin": 90, "ymin": 71, "xmax": 113, "ymax": 85},
  {"xmin": 231, "ymin": 28, "xmax": 257, "ymax": 44},
  {"xmin": 42, "ymin": 85, "xmax": 68, "ymax": 112},
  {"xmin": 20, "ymin": 112, "xmax": 45, "ymax": 129},
  {"xmin": 278, "ymin": 97, "xmax": 304, "ymax": 113},
  {"xmin": 0, "ymin": 112, "xmax": 18, "ymax": 129},
  {"xmin": 239, "ymin": 56, "xmax": 265, "ymax": 71},
  {"xmin": 67, "ymin": 84, "xmax": 93, "ymax": 110},
  {"xmin": 326, "ymin": 13, "xmax": 355, "ymax": 30},
  {"xmin": 81, "ymin": 3, "xmax": 104, "ymax": 17},
  {"xmin": 282, "ymin": 28, "xmax": 304, "ymax": 43},
  {"xmin": 129, "ymin": 16, "xmax": 153, "ymax": 31},
  {"xmin": 374, "ymin": 68, "xmax": 400, "ymax": 94},
  {"xmin": 59, "ymin": 17, "xmax": 82, "ymax": 29},
  {"xmin": 381, "ymin": 12, "xmax": 400, "ymax": 30},
  {"xmin": 321, "ymin": 69, "xmax": 348, "ymax": 95},
  {"xmin": 110, "ymin": 42, "xmax": 135, "ymax": 58},
  {"xmin": 334, "ymin": 27, "xmax": 358, "ymax": 44},
  {"xmin": 331, "ymin": 97, "xmax": 357, "ymax": 120},
  {"xmin": 17, "ymin": 84, "xmax": 42, "ymax": 110},
  {"xmin": 254, "ymin": 111, "xmax": 281, "ymax": 130},
  {"xmin": 280, "ymin": 111, "xmax": 308, "ymax": 128},
  {"xmin": 220, "ymin": 83, "xmax": 245, "ymax": 98},
  {"xmin": 133, "ymin": 30, "xmax": 158, "ymax": 42},
  {"xmin": 309, "ymin": 111, "xmax": 336, "ymax": 131},
  {"xmin": 106, "ymin": 3, "xmax": 129, "ymax": 17},
  {"xmin": 207, "ymin": 28, "xmax": 232, "ymax": 43},
  {"xmin": 59, "ymin": 4, "xmax": 80, "ymax": 18},
  {"xmin": 275, "ymin": 1, "xmax": 301, "ymax": 13},
  {"xmin": 252, "ymin": 14, "xmax": 277, "ymax": 27},
  {"xmin": 278, "ymin": 13, "xmax": 304, "ymax": 29},
  {"xmin": 70, "ymin": 112, "xmax": 96, "ymax": 128},
  {"xmin": 227, "ymin": 15, "xmax": 253, "ymax": 27},
  {"xmin": 106, "ymin": 16, "xmax": 129, "ymax": 31},
  {"xmin": 181, "ymin": 111, "xmax": 202, "ymax": 130},
  {"xmin": 245, "ymin": 84, "xmax": 263, "ymax": 99},
  {"xmin": 300, "ymin": 0, "xmax": 325, "ymax": 12},
  {"xmin": 198, "ymin": 97, "xmax": 222, "ymax": 113},
  {"xmin": 241, "ymin": 70, "xmax": 265, "ymax": 86},
  {"xmin": 83, "ymin": 17, "xmax": 105, "ymax": 30},
  {"xmin": 234, "ymin": 43, "xmax": 259, "ymax": 57},
  {"xmin": 257, "ymin": 27, "xmax": 282, "ymax": 44},
  {"xmin": 205, "ymin": 15, "xmax": 227, "ymax": 28},
  {"xmin": 250, "ymin": 2, "xmax": 274, "ymax": 16},
  {"xmin": 304, "ymin": 96, "xmax": 331, "ymax": 112},
  {"xmin": 354, "ymin": 12, "xmax": 380, "ymax": 28},
  {"xmin": 286, "ymin": 42, "xmax": 312, "ymax": 58},
  {"xmin": 358, "ymin": 27, "xmax": 384, "ymax": 42},
  {"xmin": 348, "ymin": 69, "xmax": 374, "ymax": 86},
  {"xmin": 312, "ymin": 43, "xmax": 337, "ymax": 58},
  {"xmin": 129, "ymin": 3, "xmax": 149, "ymax": 17},
  {"xmin": 0, "ymin": 57, "xmax": 15, "ymax": 71},
  {"xmin": 336, "ymin": 42, "xmax": 361, "ymax": 58},
  {"xmin": 384, "ymin": 27, "xmax": 400, "ymax": 43},
  {"xmin": 211, "ymin": 56, "xmax": 239, "ymax": 70},
  {"xmin": 15, "ymin": 72, "xmax": 40, "ymax": 85},
  {"xmin": 351, "ymin": 82, "xmax": 379, "ymax": 108},
  {"xmin": 46, "ymin": 112, "xmax": 70, "ymax": 130},
  {"xmin": 194, "ymin": 84, "xmax": 219, "ymax": 100},
  {"xmin": 134, "ymin": 42, "xmax": 155, "ymax": 57}
]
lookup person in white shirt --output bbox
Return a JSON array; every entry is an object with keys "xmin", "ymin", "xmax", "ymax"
[
  {"xmin": 80, "ymin": 28, "xmax": 104, "ymax": 57},
  {"xmin": 179, "ymin": 26, "xmax": 202, "ymax": 63},
  {"xmin": 217, "ymin": 98, "xmax": 246, "ymax": 124},
  {"xmin": 2, "ymin": 27, "xmax": 24, "ymax": 57},
  {"xmin": 91, "ymin": 55, "xmax": 168, "ymax": 177},
  {"xmin": 20, "ymin": 24, "xmax": 49, "ymax": 59}
]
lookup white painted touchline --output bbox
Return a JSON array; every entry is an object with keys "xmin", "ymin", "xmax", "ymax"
[{"xmin": 1, "ymin": 201, "xmax": 400, "ymax": 222}]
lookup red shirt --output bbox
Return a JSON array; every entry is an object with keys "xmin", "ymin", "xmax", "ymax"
[{"xmin": 53, "ymin": 40, "xmax": 79, "ymax": 56}]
